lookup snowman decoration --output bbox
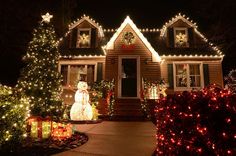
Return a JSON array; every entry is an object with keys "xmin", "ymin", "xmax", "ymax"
[{"xmin": 70, "ymin": 81, "xmax": 93, "ymax": 120}]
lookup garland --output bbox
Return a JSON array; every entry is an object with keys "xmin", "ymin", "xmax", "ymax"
[
  {"xmin": 140, "ymin": 79, "xmax": 167, "ymax": 119},
  {"xmin": 90, "ymin": 79, "xmax": 115, "ymax": 117},
  {"xmin": 225, "ymin": 69, "xmax": 236, "ymax": 94}
]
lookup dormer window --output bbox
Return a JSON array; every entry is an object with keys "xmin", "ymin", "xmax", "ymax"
[
  {"xmin": 77, "ymin": 28, "xmax": 91, "ymax": 48},
  {"xmin": 174, "ymin": 28, "xmax": 189, "ymax": 48}
]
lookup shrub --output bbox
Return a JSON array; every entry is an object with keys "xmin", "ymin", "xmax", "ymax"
[{"xmin": 155, "ymin": 85, "xmax": 236, "ymax": 155}]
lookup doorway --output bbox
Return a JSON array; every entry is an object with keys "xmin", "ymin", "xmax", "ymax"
[{"xmin": 118, "ymin": 56, "xmax": 140, "ymax": 98}]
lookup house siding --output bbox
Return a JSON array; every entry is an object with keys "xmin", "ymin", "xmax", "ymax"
[
  {"xmin": 207, "ymin": 61, "xmax": 223, "ymax": 87},
  {"xmin": 105, "ymin": 24, "xmax": 161, "ymax": 97}
]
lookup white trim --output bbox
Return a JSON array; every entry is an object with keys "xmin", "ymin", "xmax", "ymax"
[
  {"xmin": 160, "ymin": 13, "xmax": 197, "ymax": 37},
  {"xmin": 60, "ymin": 55, "xmax": 106, "ymax": 59},
  {"xmin": 118, "ymin": 56, "xmax": 140, "ymax": 98},
  {"xmin": 173, "ymin": 27, "xmax": 189, "ymax": 48},
  {"xmin": 104, "ymin": 16, "xmax": 161, "ymax": 62},
  {"xmin": 173, "ymin": 62, "xmax": 204, "ymax": 91},
  {"xmin": 69, "ymin": 15, "xmax": 104, "ymax": 38},
  {"xmin": 161, "ymin": 55, "xmax": 224, "ymax": 59}
]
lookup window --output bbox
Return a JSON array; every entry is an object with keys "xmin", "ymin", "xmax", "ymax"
[
  {"xmin": 60, "ymin": 64, "xmax": 95, "ymax": 87},
  {"xmin": 174, "ymin": 28, "xmax": 189, "ymax": 48},
  {"xmin": 174, "ymin": 63, "xmax": 203, "ymax": 90},
  {"xmin": 76, "ymin": 29, "xmax": 91, "ymax": 48}
]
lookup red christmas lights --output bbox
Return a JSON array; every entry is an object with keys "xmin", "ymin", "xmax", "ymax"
[{"xmin": 155, "ymin": 84, "xmax": 236, "ymax": 155}]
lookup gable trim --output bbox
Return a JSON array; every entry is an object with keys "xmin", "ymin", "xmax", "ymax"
[
  {"xmin": 104, "ymin": 16, "xmax": 161, "ymax": 62},
  {"xmin": 160, "ymin": 13, "xmax": 197, "ymax": 37},
  {"xmin": 160, "ymin": 13, "xmax": 224, "ymax": 56},
  {"xmin": 69, "ymin": 15, "xmax": 104, "ymax": 38}
]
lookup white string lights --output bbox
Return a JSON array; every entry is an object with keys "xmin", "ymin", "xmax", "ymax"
[{"xmin": 58, "ymin": 13, "xmax": 224, "ymax": 59}]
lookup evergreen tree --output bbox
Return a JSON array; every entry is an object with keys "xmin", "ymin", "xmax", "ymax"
[
  {"xmin": 17, "ymin": 13, "xmax": 64, "ymax": 119},
  {"xmin": 0, "ymin": 84, "xmax": 29, "ymax": 151}
]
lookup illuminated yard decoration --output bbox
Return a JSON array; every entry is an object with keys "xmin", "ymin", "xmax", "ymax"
[
  {"xmin": 155, "ymin": 84, "xmax": 236, "ymax": 155},
  {"xmin": 140, "ymin": 79, "xmax": 167, "ymax": 119},
  {"xmin": 70, "ymin": 81, "xmax": 93, "ymax": 120},
  {"xmin": 16, "ymin": 13, "xmax": 64, "ymax": 120},
  {"xmin": 27, "ymin": 116, "xmax": 52, "ymax": 140},
  {"xmin": 0, "ymin": 84, "xmax": 29, "ymax": 150},
  {"xmin": 51, "ymin": 122, "xmax": 72, "ymax": 140}
]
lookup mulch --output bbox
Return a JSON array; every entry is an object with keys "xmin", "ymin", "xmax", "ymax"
[{"xmin": 2, "ymin": 132, "xmax": 88, "ymax": 156}]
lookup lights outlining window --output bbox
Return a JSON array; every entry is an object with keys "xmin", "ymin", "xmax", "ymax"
[
  {"xmin": 174, "ymin": 28, "xmax": 189, "ymax": 48},
  {"xmin": 174, "ymin": 63, "xmax": 203, "ymax": 90},
  {"xmin": 77, "ymin": 28, "xmax": 91, "ymax": 48},
  {"xmin": 60, "ymin": 64, "xmax": 95, "ymax": 87}
]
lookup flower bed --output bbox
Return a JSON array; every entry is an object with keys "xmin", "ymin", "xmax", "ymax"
[{"xmin": 2, "ymin": 132, "xmax": 88, "ymax": 156}]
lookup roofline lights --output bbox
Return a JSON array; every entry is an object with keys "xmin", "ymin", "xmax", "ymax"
[
  {"xmin": 59, "ymin": 55, "xmax": 106, "ymax": 59},
  {"xmin": 104, "ymin": 16, "xmax": 161, "ymax": 62}
]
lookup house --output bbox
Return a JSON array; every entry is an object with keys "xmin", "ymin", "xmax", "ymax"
[{"xmin": 58, "ymin": 13, "xmax": 224, "ymax": 118}]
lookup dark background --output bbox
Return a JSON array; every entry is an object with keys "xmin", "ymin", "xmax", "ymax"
[{"xmin": 0, "ymin": 0, "xmax": 235, "ymax": 86}]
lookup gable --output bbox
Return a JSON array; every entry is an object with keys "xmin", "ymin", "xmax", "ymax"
[
  {"xmin": 58, "ymin": 15, "xmax": 105, "ymax": 57},
  {"xmin": 105, "ymin": 16, "xmax": 161, "ymax": 62},
  {"xmin": 69, "ymin": 15, "xmax": 104, "ymax": 38}
]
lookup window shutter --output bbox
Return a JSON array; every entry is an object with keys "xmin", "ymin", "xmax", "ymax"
[
  {"xmin": 97, "ymin": 63, "xmax": 103, "ymax": 82},
  {"xmin": 188, "ymin": 27, "xmax": 194, "ymax": 47},
  {"xmin": 168, "ymin": 64, "xmax": 174, "ymax": 89},
  {"xmin": 91, "ymin": 28, "xmax": 96, "ymax": 48},
  {"xmin": 71, "ymin": 28, "xmax": 78, "ymax": 48},
  {"xmin": 168, "ymin": 28, "xmax": 174, "ymax": 47},
  {"xmin": 203, "ymin": 64, "xmax": 210, "ymax": 86}
]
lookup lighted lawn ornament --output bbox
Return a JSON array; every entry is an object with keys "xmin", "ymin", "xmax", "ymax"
[
  {"xmin": 27, "ymin": 116, "xmax": 52, "ymax": 140},
  {"xmin": 70, "ymin": 81, "xmax": 93, "ymax": 120},
  {"xmin": 51, "ymin": 122, "xmax": 72, "ymax": 140}
]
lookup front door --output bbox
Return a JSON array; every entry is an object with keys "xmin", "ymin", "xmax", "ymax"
[{"xmin": 118, "ymin": 56, "xmax": 140, "ymax": 98}]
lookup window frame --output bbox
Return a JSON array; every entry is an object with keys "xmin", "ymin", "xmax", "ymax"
[
  {"xmin": 59, "ymin": 61, "xmax": 97, "ymax": 88},
  {"xmin": 76, "ymin": 28, "xmax": 91, "ymax": 48},
  {"xmin": 174, "ymin": 27, "xmax": 189, "ymax": 48},
  {"xmin": 173, "ymin": 62, "xmax": 204, "ymax": 91}
]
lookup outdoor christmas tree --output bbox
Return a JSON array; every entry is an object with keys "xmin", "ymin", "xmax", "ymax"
[
  {"xmin": 17, "ymin": 13, "xmax": 64, "ymax": 119},
  {"xmin": 0, "ymin": 84, "xmax": 29, "ymax": 151}
]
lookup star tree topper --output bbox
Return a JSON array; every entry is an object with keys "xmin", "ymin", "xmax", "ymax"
[{"xmin": 42, "ymin": 13, "xmax": 53, "ymax": 23}]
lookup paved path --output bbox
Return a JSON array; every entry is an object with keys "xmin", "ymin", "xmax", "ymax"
[{"xmin": 54, "ymin": 121, "xmax": 156, "ymax": 156}]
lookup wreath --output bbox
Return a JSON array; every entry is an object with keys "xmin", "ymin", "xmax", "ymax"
[{"xmin": 122, "ymin": 31, "xmax": 135, "ymax": 45}]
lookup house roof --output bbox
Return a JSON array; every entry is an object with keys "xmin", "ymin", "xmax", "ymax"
[
  {"xmin": 142, "ymin": 31, "xmax": 218, "ymax": 56},
  {"xmin": 59, "ymin": 47, "xmax": 105, "ymax": 57},
  {"xmin": 160, "ymin": 13, "xmax": 197, "ymax": 37},
  {"xmin": 69, "ymin": 15, "xmax": 104, "ymax": 38},
  {"xmin": 104, "ymin": 16, "xmax": 161, "ymax": 62},
  {"xmin": 59, "ymin": 13, "xmax": 223, "ymax": 59}
]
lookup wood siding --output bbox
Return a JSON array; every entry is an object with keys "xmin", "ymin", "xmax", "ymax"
[
  {"xmin": 208, "ymin": 61, "xmax": 223, "ymax": 86},
  {"xmin": 105, "ymin": 24, "xmax": 161, "ymax": 97}
]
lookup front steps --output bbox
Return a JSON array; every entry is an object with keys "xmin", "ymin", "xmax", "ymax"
[{"xmin": 97, "ymin": 98, "xmax": 146, "ymax": 121}]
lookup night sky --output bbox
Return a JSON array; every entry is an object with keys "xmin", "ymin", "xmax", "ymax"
[{"xmin": 0, "ymin": 0, "xmax": 235, "ymax": 86}]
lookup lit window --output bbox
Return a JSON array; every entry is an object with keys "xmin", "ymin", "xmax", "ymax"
[
  {"xmin": 174, "ymin": 28, "xmax": 189, "ymax": 48},
  {"xmin": 76, "ymin": 29, "xmax": 91, "ymax": 48},
  {"xmin": 174, "ymin": 63, "xmax": 202, "ymax": 90},
  {"xmin": 60, "ymin": 64, "xmax": 95, "ymax": 87}
]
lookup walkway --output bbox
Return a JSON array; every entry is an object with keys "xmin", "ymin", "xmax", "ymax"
[{"xmin": 54, "ymin": 121, "xmax": 156, "ymax": 156}]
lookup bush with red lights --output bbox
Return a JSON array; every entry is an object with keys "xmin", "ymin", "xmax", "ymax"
[{"xmin": 155, "ymin": 84, "xmax": 236, "ymax": 155}]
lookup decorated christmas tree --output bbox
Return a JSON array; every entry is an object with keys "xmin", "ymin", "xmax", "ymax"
[
  {"xmin": 16, "ymin": 13, "xmax": 64, "ymax": 119},
  {"xmin": 0, "ymin": 84, "xmax": 29, "ymax": 151}
]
